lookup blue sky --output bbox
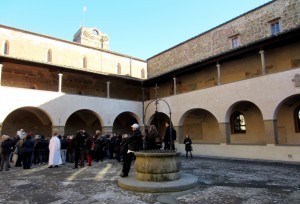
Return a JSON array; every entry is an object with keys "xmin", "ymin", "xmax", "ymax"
[{"xmin": 0, "ymin": 0, "xmax": 271, "ymax": 60}]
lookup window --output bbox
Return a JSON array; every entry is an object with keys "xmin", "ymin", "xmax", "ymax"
[
  {"xmin": 294, "ymin": 106, "xmax": 300, "ymax": 133},
  {"xmin": 141, "ymin": 68, "xmax": 145, "ymax": 79},
  {"xmin": 117, "ymin": 63, "xmax": 121, "ymax": 74},
  {"xmin": 231, "ymin": 36, "xmax": 240, "ymax": 48},
  {"xmin": 3, "ymin": 40, "xmax": 9, "ymax": 55},
  {"xmin": 47, "ymin": 49, "xmax": 52, "ymax": 63},
  {"xmin": 270, "ymin": 19, "xmax": 280, "ymax": 35},
  {"xmin": 83, "ymin": 56, "xmax": 87, "ymax": 68},
  {"xmin": 231, "ymin": 112, "xmax": 246, "ymax": 133},
  {"xmin": 92, "ymin": 29, "xmax": 99, "ymax": 35}
]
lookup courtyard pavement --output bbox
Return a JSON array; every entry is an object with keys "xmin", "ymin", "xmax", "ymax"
[{"xmin": 0, "ymin": 156, "xmax": 299, "ymax": 204}]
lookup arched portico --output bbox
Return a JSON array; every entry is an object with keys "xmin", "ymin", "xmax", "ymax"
[
  {"xmin": 226, "ymin": 101, "xmax": 265, "ymax": 144},
  {"xmin": 113, "ymin": 111, "xmax": 140, "ymax": 135},
  {"xmin": 64, "ymin": 109, "xmax": 103, "ymax": 136},
  {"xmin": 179, "ymin": 108, "xmax": 221, "ymax": 144},
  {"xmin": 275, "ymin": 94, "xmax": 300, "ymax": 145},
  {"xmin": 147, "ymin": 112, "xmax": 170, "ymax": 137},
  {"xmin": 1, "ymin": 106, "xmax": 53, "ymax": 137}
]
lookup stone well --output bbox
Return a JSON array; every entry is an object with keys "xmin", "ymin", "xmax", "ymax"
[
  {"xmin": 134, "ymin": 151, "xmax": 181, "ymax": 182},
  {"xmin": 118, "ymin": 150, "xmax": 198, "ymax": 193}
]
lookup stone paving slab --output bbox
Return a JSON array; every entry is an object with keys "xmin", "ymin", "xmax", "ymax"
[{"xmin": 0, "ymin": 157, "xmax": 299, "ymax": 204}]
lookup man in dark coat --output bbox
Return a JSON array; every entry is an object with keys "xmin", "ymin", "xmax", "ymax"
[
  {"xmin": 0, "ymin": 135, "xmax": 13, "ymax": 171},
  {"xmin": 73, "ymin": 130, "xmax": 87, "ymax": 169},
  {"xmin": 163, "ymin": 121, "xmax": 176, "ymax": 150},
  {"xmin": 120, "ymin": 123, "xmax": 142, "ymax": 177},
  {"xmin": 93, "ymin": 131, "xmax": 104, "ymax": 162},
  {"xmin": 22, "ymin": 133, "xmax": 34, "ymax": 169},
  {"xmin": 35, "ymin": 135, "xmax": 48, "ymax": 164}
]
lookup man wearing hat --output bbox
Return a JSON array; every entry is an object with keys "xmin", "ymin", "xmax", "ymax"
[{"xmin": 120, "ymin": 123, "xmax": 142, "ymax": 177}]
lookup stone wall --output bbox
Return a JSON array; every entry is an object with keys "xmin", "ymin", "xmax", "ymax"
[
  {"xmin": 148, "ymin": 40, "xmax": 300, "ymax": 99},
  {"xmin": 147, "ymin": 0, "xmax": 300, "ymax": 78},
  {"xmin": 0, "ymin": 25, "xmax": 147, "ymax": 79},
  {"xmin": 1, "ymin": 61, "xmax": 146, "ymax": 101}
]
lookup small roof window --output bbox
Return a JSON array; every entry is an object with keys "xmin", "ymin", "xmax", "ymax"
[{"xmin": 92, "ymin": 29, "xmax": 99, "ymax": 35}]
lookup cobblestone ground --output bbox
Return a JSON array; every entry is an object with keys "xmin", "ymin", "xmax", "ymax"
[{"xmin": 0, "ymin": 157, "xmax": 299, "ymax": 204}]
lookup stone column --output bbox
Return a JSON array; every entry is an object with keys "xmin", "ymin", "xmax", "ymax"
[
  {"xmin": 0, "ymin": 64, "xmax": 3, "ymax": 86},
  {"xmin": 52, "ymin": 126, "xmax": 65, "ymax": 136},
  {"xmin": 264, "ymin": 120, "xmax": 278, "ymax": 144},
  {"xmin": 216, "ymin": 63, "xmax": 221, "ymax": 85},
  {"xmin": 106, "ymin": 81, "xmax": 110, "ymax": 98},
  {"xmin": 102, "ymin": 126, "xmax": 113, "ymax": 134},
  {"xmin": 259, "ymin": 50, "xmax": 266, "ymax": 75},
  {"xmin": 58, "ymin": 73, "xmax": 63, "ymax": 92},
  {"xmin": 219, "ymin": 122, "xmax": 230, "ymax": 144},
  {"xmin": 177, "ymin": 125, "xmax": 183, "ymax": 144},
  {"xmin": 173, "ymin": 77, "xmax": 177, "ymax": 95}
]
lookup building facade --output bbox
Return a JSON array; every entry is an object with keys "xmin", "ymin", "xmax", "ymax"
[{"xmin": 0, "ymin": 0, "xmax": 299, "ymax": 163}]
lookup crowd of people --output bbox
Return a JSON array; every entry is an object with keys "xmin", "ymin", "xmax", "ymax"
[
  {"xmin": 0, "ymin": 129, "xmax": 131, "ymax": 171},
  {"xmin": 0, "ymin": 121, "xmax": 187, "ymax": 175}
]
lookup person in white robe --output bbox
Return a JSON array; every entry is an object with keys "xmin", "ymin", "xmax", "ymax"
[{"xmin": 48, "ymin": 133, "xmax": 62, "ymax": 168}]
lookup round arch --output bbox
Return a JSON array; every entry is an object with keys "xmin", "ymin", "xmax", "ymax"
[
  {"xmin": 113, "ymin": 111, "xmax": 141, "ymax": 135},
  {"xmin": 226, "ymin": 100, "xmax": 265, "ymax": 144},
  {"xmin": 179, "ymin": 108, "xmax": 220, "ymax": 143},
  {"xmin": 1, "ymin": 106, "xmax": 53, "ymax": 137},
  {"xmin": 147, "ymin": 112, "xmax": 170, "ymax": 137},
  {"xmin": 65, "ymin": 109, "xmax": 103, "ymax": 135},
  {"xmin": 274, "ymin": 94, "xmax": 300, "ymax": 145}
]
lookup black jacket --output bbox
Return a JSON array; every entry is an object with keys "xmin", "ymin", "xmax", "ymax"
[
  {"xmin": 127, "ymin": 129, "xmax": 142, "ymax": 152},
  {"xmin": 94, "ymin": 137, "xmax": 104, "ymax": 152},
  {"xmin": 184, "ymin": 138, "xmax": 192, "ymax": 151},
  {"xmin": 22, "ymin": 137, "xmax": 34, "ymax": 153},
  {"xmin": 60, "ymin": 138, "xmax": 68, "ymax": 150},
  {"xmin": 36, "ymin": 138, "xmax": 48, "ymax": 150},
  {"xmin": 74, "ymin": 131, "xmax": 87, "ymax": 149},
  {"xmin": 1, "ymin": 139, "xmax": 13, "ymax": 154},
  {"xmin": 163, "ymin": 126, "xmax": 176, "ymax": 143},
  {"xmin": 120, "ymin": 138, "xmax": 128, "ymax": 154}
]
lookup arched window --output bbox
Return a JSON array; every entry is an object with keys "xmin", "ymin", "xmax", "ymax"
[
  {"xmin": 83, "ymin": 56, "xmax": 87, "ymax": 68},
  {"xmin": 294, "ymin": 106, "xmax": 300, "ymax": 133},
  {"xmin": 92, "ymin": 29, "xmax": 99, "ymax": 35},
  {"xmin": 231, "ymin": 111, "xmax": 246, "ymax": 133},
  {"xmin": 4, "ymin": 40, "xmax": 9, "ymax": 55},
  {"xmin": 141, "ymin": 68, "xmax": 145, "ymax": 79},
  {"xmin": 47, "ymin": 49, "xmax": 52, "ymax": 63},
  {"xmin": 117, "ymin": 63, "xmax": 121, "ymax": 74}
]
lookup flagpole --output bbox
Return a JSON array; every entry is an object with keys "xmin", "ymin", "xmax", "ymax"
[{"xmin": 82, "ymin": 5, "xmax": 86, "ymax": 27}]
